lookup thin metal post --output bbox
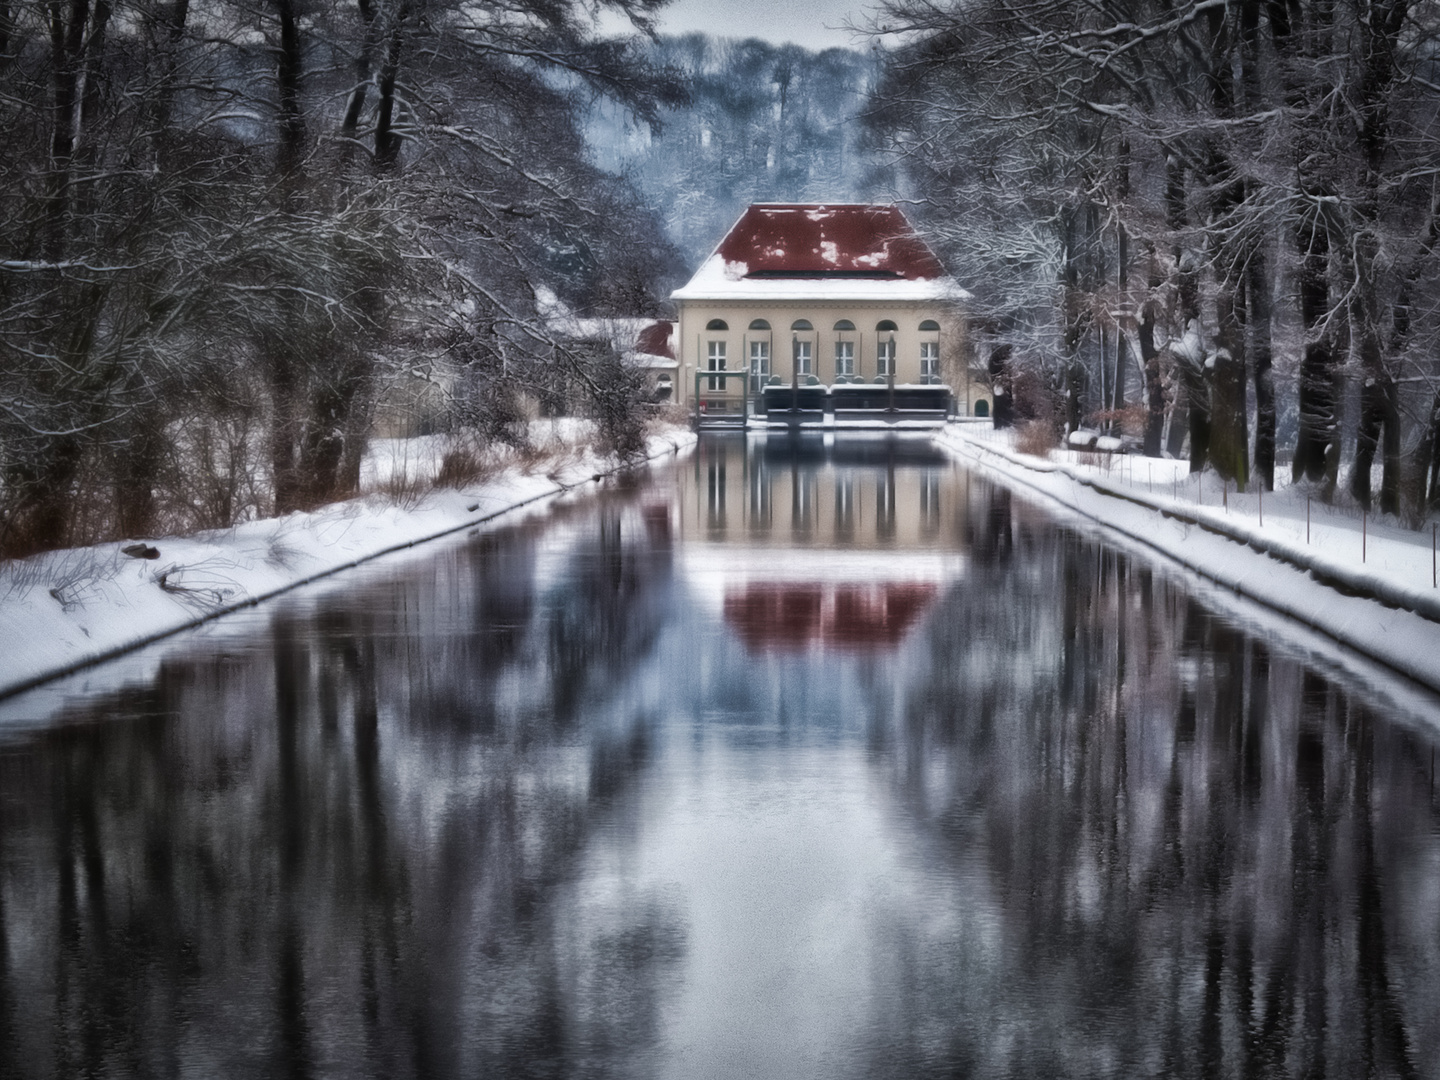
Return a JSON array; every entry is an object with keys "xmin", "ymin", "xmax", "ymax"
[{"xmin": 1363, "ymin": 512, "xmax": 1367, "ymax": 563}]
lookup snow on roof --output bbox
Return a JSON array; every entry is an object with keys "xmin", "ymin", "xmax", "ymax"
[
  {"xmin": 548, "ymin": 313, "xmax": 677, "ymax": 369},
  {"xmin": 537, "ymin": 287, "xmax": 677, "ymax": 367},
  {"xmin": 671, "ymin": 204, "xmax": 971, "ymax": 302}
]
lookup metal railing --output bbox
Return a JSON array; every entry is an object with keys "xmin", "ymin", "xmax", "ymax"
[{"xmin": 693, "ymin": 368, "xmax": 753, "ymax": 428}]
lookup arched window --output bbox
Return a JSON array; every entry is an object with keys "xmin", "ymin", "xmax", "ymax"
[
  {"xmin": 791, "ymin": 319, "xmax": 813, "ymax": 331},
  {"xmin": 919, "ymin": 319, "xmax": 940, "ymax": 332},
  {"xmin": 833, "ymin": 319, "xmax": 855, "ymax": 331},
  {"xmin": 749, "ymin": 318, "xmax": 771, "ymax": 331},
  {"xmin": 876, "ymin": 319, "xmax": 898, "ymax": 332},
  {"xmin": 706, "ymin": 319, "xmax": 728, "ymax": 331},
  {"xmin": 974, "ymin": 399, "xmax": 990, "ymax": 418}
]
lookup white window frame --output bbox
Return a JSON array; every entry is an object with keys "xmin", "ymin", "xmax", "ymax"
[
  {"xmin": 920, "ymin": 340, "xmax": 939, "ymax": 383},
  {"xmin": 835, "ymin": 340, "xmax": 855, "ymax": 378},
  {"xmin": 750, "ymin": 339, "xmax": 770, "ymax": 393},
  {"xmin": 707, "ymin": 340, "xmax": 727, "ymax": 391},
  {"xmin": 794, "ymin": 338, "xmax": 812, "ymax": 377},
  {"xmin": 877, "ymin": 337, "xmax": 896, "ymax": 377}
]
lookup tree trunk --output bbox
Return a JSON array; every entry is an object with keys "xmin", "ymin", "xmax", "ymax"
[
  {"xmin": 1210, "ymin": 346, "xmax": 1249, "ymax": 488},
  {"xmin": 1248, "ymin": 238, "xmax": 1275, "ymax": 491},
  {"xmin": 1346, "ymin": 0, "xmax": 1410, "ymax": 513},
  {"xmin": 1403, "ymin": 393, "xmax": 1437, "ymax": 520},
  {"xmin": 116, "ymin": 423, "xmax": 163, "ymax": 538},
  {"xmin": 1426, "ymin": 393, "xmax": 1440, "ymax": 512},
  {"xmin": 989, "ymin": 344, "xmax": 1014, "ymax": 429},
  {"xmin": 1212, "ymin": 245, "xmax": 1249, "ymax": 488},
  {"xmin": 1166, "ymin": 380, "xmax": 1189, "ymax": 459},
  {"xmin": 2, "ymin": 438, "xmax": 84, "ymax": 557},
  {"xmin": 272, "ymin": 0, "xmax": 304, "ymax": 181},
  {"xmin": 1239, "ymin": 0, "xmax": 1273, "ymax": 489},
  {"xmin": 374, "ymin": 4, "xmax": 408, "ymax": 170},
  {"xmin": 341, "ymin": 0, "xmax": 378, "ymax": 143},
  {"xmin": 1062, "ymin": 204, "xmax": 1091, "ymax": 434},
  {"xmin": 46, "ymin": 0, "xmax": 95, "ymax": 260},
  {"xmin": 1292, "ymin": 203, "xmax": 1335, "ymax": 484},
  {"xmin": 1140, "ymin": 300, "xmax": 1165, "ymax": 457}
]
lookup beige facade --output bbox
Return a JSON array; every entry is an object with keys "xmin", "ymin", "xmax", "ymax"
[{"xmin": 674, "ymin": 300, "xmax": 981, "ymax": 415}]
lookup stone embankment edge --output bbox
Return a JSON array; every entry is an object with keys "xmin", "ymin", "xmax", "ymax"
[
  {"xmin": 939, "ymin": 427, "xmax": 1440, "ymax": 695},
  {"xmin": 0, "ymin": 434, "xmax": 696, "ymax": 703}
]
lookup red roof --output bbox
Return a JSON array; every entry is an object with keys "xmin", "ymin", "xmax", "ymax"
[
  {"xmin": 713, "ymin": 204, "xmax": 948, "ymax": 280},
  {"xmin": 635, "ymin": 320, "xmax": 674, "ymax": 359}
]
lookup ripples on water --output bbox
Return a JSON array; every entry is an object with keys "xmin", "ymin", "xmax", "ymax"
[{"xmin": 1, "ymin": 434, "xmax": 1438, "ymax": 1079}]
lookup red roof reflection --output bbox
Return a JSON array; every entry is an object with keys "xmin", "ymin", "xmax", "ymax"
[
  {"xmin": 714, "ymin": 204, "xmax": 948, "ymax": 280},
  {"xmin": 723, "ymin": 581, "xmax": 938, "ymax": 653}
]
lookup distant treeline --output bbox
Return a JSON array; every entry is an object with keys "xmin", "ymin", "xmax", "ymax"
[{"xmin": 0, "ymin": 0, "xmax": 689, "ymax": 557}]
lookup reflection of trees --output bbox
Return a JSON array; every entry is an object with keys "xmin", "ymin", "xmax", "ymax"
[
  {"xmin": 6, "ymin": 461, "xmax": 1440, "ymax": 1078},
  {"xmin": 0, "ymin": 486, "xmax": 685, "ymax": 1079},
  {"xmin": 867, "ymin": 490, "xmax": 1440, "ymax": 1078}
]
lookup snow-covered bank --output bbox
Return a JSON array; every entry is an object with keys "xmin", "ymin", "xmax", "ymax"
[
  {"xmin": 939, "ymin": 423, "xmax": 1440, "ymax": 695},
  {"xmin": 0, "ymin": 426, "xmax": 695, "ymax": 701}
]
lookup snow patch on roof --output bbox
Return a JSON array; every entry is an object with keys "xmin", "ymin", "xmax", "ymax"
[
  {"xmin": 672, "ymin": 254, "xmax": 971, "ymax": 302},
  {"xmin": 539, "ymin": 293, "xmax": 677, "ymax": 363}
]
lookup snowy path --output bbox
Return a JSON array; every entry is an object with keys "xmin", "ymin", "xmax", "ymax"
[
  {"xmin": 939, "ymin": 423, "xmax": 1440, "ymax": 695},
  {"xmin": 0, "ymin": 427, "xmax": 696, "ymax": 701}
]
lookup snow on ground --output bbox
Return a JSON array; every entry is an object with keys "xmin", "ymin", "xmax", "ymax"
[
  {"xmin": 0, "ymin": 423, "xmax": 696, "ymax": 700},
  {"xmin": 939, "ymin": 422, "xmax": 1440, "ymax": 695}
]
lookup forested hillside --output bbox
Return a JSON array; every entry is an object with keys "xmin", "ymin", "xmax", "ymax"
[{"xmin": 585, "ymin": 35, "xmax": 890, "ymax": 269}]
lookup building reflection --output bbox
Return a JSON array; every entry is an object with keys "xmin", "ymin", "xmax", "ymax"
[
  {"xmin": 686, "ymin": 434, "xmax": 964, "ymax": 549},
  {"xmin": 724, "ymin": 581, "xmax": 938, "ymax": 653},
  {"xmin": 682, "ymin": 435, "xmax": 968, "ymax": 655}
]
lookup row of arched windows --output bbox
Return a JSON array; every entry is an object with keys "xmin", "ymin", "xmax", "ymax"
[{"xmin": 706, "ymin": 318, "xmax": 941, "ymax": 333}]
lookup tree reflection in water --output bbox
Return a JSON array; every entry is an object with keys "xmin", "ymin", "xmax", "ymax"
[
  {"xmin": 0, "ymin": 440, "xmax": 1437, "ymax": 1079},
  {"xmin": 868, "ymin": 482, "xmax": 1440, "ymax": 1079},
  {"xmin": 0, "ymin": 484, "xmax": 688, "ymax": 1080}
]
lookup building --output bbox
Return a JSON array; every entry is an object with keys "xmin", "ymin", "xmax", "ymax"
[
  {"xmin": 670, "ymin": 203, "xmax": 977, "ymax": 421},
  {"xmin": 539, "ymin": 288, "xmax": 680, "ymax": 405}
]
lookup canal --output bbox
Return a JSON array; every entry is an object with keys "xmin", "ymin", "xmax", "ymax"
[{"xmin": 1, "ymin": 435, "xmax": 1438, "ymax": 1079}]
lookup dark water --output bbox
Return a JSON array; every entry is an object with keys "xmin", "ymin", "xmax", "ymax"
[{"xmin": 2, "ymin": 435, "xmax": 1439, "ymax": 1079}]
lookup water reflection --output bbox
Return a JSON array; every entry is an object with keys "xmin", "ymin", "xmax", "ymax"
[
  {"xmin": 684, "ymin": 435, "xmax": 966, "ymax": 660},
  {"xmin": 0, "ymin": 436, "xmax": 1438, "ymax": 1079},
  {"xmin": 724, "ymin": 582, "xmax": 938, "ymax": 653}
]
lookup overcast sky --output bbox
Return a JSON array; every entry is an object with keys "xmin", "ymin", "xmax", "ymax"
[{"xmin": 605, "ymin": 0, "xmax": 878, "ymax": 51}]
